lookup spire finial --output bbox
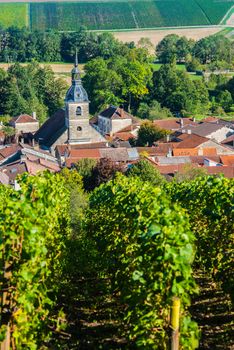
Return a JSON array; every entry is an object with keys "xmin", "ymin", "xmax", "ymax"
[{"xmin": 75, "ymin": 48, "xmax": 78, "ymax": 67}]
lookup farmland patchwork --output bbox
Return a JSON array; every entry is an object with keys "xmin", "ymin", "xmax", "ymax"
[{"xmin": 0, "ymin": 0, "xmax": 234, "ymax": 30}]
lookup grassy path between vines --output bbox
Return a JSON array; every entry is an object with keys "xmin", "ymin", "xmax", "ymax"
[{"xmin": 47, "ymin": 272, "xmax": 233, "ymax": 349}]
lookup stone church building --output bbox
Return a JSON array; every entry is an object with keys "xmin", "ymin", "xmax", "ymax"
[{"xmin": 34, "ymin": 55, "xmax": 105, "ymax": 150}]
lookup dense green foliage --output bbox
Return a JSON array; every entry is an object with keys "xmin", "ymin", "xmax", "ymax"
[
  {"xmin": 87, "ymin": 175, "xmax": 199, "ymax": 348},
  {"xmin": 0, "ymin": 27, "xmax": 126, "ymax": 63},
  {"xmin": 1, "ymin": 0, "xmax": 234, "ymax": 30},
  {"xmin": 151, "ymin": 63, "xmax": 210, "ymax": 115},
  {"xmin": 0, "ymin": 172, "xmax": 71, "ymax": 348},
  {"xmin": 0, "ymin": 63, "xmax": 67, "ymax": 123},
  {"xmin": 156, "ymin": 34, "xmax": 234, "ymax": 66},
  {"xmin": 83, "ymin": 51, "xmax": 152, "ymax": 112},
  {"xmin": 136, "ymin": 121, "xmax": 170, "ymax": 146},
  {"xmin": 168, "ymin": 176, "xmax": 234, "ymax": 302},
  {"xmin": 127, "ymin": 159, "xmax": 166, "ymax": 186}
]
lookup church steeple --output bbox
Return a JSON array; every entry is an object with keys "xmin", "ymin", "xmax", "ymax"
[
  {"xmin": 71, "ymin": 49, "xmax": 81, "ymax": 85},
  {"xmin": 65, "ymin": 51, "xmax": 89, "ymax": 103}
]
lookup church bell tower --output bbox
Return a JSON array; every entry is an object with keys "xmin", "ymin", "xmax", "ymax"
[{"xmin": 65, "ymin": 52, "xmax": 90, "ymax": 144}]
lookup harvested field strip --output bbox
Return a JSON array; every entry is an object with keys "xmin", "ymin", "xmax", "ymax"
[{"xmin": 0, "ymin": 3, "xmax": 28, "ymax": 28}]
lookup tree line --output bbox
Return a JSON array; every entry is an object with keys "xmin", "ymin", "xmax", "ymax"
[
  {"xmin": 0, "ymin": 26, "xmax": 132, "ymax": 63},
  {"xmin": 156, "ymin": 33, "xmax": 234, "ymax": 71},
  {"xmin": 0, "ymin": 63, "xmax": 67, "ymax": 124},
  {"xmin": 1, "ymin": 28, "xmax": 234, "ymax": 121}
]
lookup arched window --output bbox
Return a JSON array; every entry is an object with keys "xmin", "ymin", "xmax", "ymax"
[{"xmin": 76, "ymin": 106, "xmax": 82, "ymax": 116}]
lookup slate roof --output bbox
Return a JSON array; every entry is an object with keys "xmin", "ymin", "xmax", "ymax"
[
  {"xmin": 191, "ymin": 123, "xmax": 228, "ymax": 137},
  {"xmin": 34, "ymin": 109, "xmax": 67, "ymax": 148},
  {"xmin": 155, "ymin": 156, "xmax": 191, "ymax": 165},
  {"xmin": 99, "ymin": 106, "xmax": 133, "ymax": 120},
  {"xmin": 100, "ymin": 148, "xmax": 129, "ymax": 162}
]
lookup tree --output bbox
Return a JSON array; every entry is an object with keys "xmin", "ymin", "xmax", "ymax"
[
  {"xmin": 137, "ymin": 100, "xmax": 172, "ymax": 120},
  {"xmin": 215, "ymin": 90, "xmax": 233, "ymax": 112},
  {"xmin": 151, "ymin": 63, "xmax": 210, "ymax": 114},
  {"xmin": 127, "ymin": 159, "xmax": 166, "ymax": 186},
  {"xmin": 75, "ymin": 158, "xmax": 97, "ymax": 191},
  {"xmin": 156, "ymin": 34, "xmax": 179, "ymax": 63},
  {"xmin": 84, "ymin": 55, "xmax": 152, "ymax": 113},
  {"xmin": 173, "ymin": 164, "xmax": 208, "ymax": 183},
  {"xmin": 193, "ymin": 36, "xmax": 233, "ymax": 64},
  {"xmin": 89, "ymin": 157, "xmax": 124, "ymax": 190},
  {"xmin": 136, "ymin": 121, "xmax": 170, "ymax": 146}
]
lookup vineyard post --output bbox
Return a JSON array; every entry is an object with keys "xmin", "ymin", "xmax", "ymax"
[{"xmin": 170, "ymin": 297, "xmax": 180, "ymax": 350}]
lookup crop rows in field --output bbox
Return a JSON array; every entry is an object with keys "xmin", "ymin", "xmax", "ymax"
[
  {"xmin": 195, "ymin": 0, "xmax": 234, "ymax": 24},
  {"xmin": 0, "ymin": 0, "xmax": 234, "ymax": 31},
  {"xmin": 29, "ymin": 0, "xmax": 211, "ymax": 31}
]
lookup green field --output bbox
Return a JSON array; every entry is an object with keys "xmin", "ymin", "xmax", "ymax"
[
  {"xmin": 0, "ymin": 3, "xmax": 28, "ymax": 28},
  {"xmin": 0, "ymin": 0, "xmax": 234, "ymax": 31},
  {"xmin": 196, "ymin": 0, "xmax": 234, "ymax": 24}
]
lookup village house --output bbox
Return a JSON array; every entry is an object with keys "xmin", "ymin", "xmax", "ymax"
[{"xmin": 9, "ymin": 113, "xmax": 39, "ymax": 135}]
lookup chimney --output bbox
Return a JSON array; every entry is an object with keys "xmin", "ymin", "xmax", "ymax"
[
  {"xmin": 193, "ymin": 117, "xmax": 196, "ymax": 123},
  {"xmin": 187, "ymin": 129, "xmax": 192, "ymax": 135},
  {"xmin": 167, "ymin": 148, "xmax": 172, "ymax": 157},
  {"xmin": 32, "ymin": 111, "xmax": 37, "ymax": 120},
  {"xmin": 166, "ymin": 134, "xmax": 170, "ymax": 142},
  {"xmin": 119, "ymin": 105, "xmax": 124, "ymax": 118},
  {"xmin": 20, "ymin": 153, "xmax": 27, "ymax": 162},
  {"xmin": 180, "ymin": 118, "xmax": 184, "ymax": 127}
]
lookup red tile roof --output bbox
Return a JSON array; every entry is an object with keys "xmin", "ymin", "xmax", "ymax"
[
  {"xmin": 221, "ymin": 134, "xmax": 234, "ymax": 144},
  {"xmin": 220, "ymin": 155, "xmax": 234, "ymax": 166},
  {"xmin": 206, "ymin": 166, "xmax": 234, "ymax": 178},
  {"xmin": 173, "ymin": 148, "xmax": 198, "ymax": 156},
  {"xmin": 12, "ymin": 114, "xmax": 37, "ymax": 124},
  {"xmin": 113, "ymin": 132, "xmax": 135, "ymax": 141},
  {"xmin": 173, "ymin": 147, "xmax": 217, "ymax": 156},
  {"xmin": 174, "ymin": 134, "xmax": 209, "ymax": 148},
  {"xmin": 0, "ymin": 144, "xmax": 21, "ymax": 160},
  {"xmin": 153, "ymin": 118, "xmax": 197, "ymax": 131},
  {"xmin": 68, "ymin": 149, "xmax": 101, "ymax": 159},
  {"xmin": 202, "ymin": 116, "xmax": 218, "ymax": 123}
]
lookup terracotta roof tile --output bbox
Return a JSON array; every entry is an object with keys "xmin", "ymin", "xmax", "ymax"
[
  {"xmin": 12, "ymin": 114, "xmax": 37, "ymax": 123},
  {"xmin": 174, "ymin": 134, "xmax": 209, "ymax": 148},
  {"xmin": 113, "ymin": 132, "xmax": 135, "ymax": 141},
  {"xmin": 221, "ymin": 134, "xmax": 234, "ymax": 144},
  {"xmin": 0, "ymin": 144, "xmax": 21, "ymax": 160},
  {"xmin": 173, "ymin": 148, "xmax": 198, "ymax": 156},
  {"xmin": 202, "ymin": 116, "xmax": 218, "ymax": 123},
  {"xmin": 154, "ymin": 118, "xmax": 197, "ymax": 131},
  {"xmin": 206, "ymin": 166, "xmax": 234, "ymax": 178},
  {"xmin": 220, "ymin": 155, "xmax": 234, "ymax": 166}
]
